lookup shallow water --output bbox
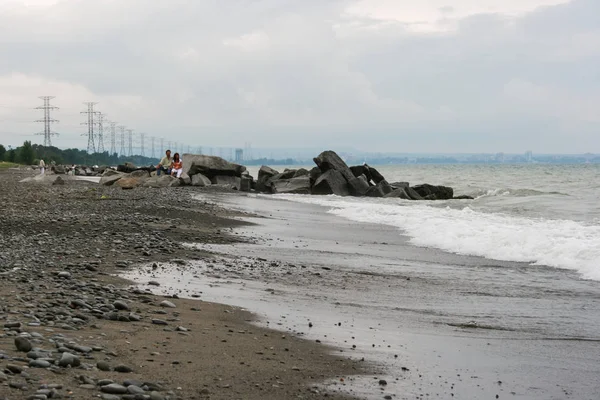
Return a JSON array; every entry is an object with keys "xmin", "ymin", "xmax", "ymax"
[{"xmin": 123, "ymin": 192, "xmax": 600, "ymax": 400}]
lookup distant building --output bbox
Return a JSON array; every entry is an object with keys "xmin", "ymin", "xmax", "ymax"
[
  {"xmin": 235, "ymin": 148, "xmax": 243, "ymax": 162},
  {"xmin": 525, "ymin": 150, "xmax": 533, "ymax": 163}
]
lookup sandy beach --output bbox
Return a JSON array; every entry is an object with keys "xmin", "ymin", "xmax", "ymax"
[{"xmin": 0, "ymin": 168, "xmax": 368, "ymax": 400}]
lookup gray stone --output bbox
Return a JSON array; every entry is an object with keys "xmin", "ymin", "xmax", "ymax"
[
  {"xmin": 271, "ymin": 176, "xmax": 311, "ymax": 194},
  {"xmin": 412, "ymin": 184, "xmax": 454, "ymax": 200},
  {"xmin": 384, "ymin": 188, "xmax": 413, "ymax": 200},
  {"xmin": 347, "ymin": 175, "xmax": 370, "ymax": 196},
  {"xmin": 182, "ymin": 154, "xmax": 246, "ymax": 178},
  {"xmin": 58, "ymin": 352, "xmax": 80, "ymax": 368},
  {"xmin": 113, "ymin": 364, "xmax": 133, "ymax": 373},
  {"xmin": 29, "ymin": 359, "xmax": 52, "ymax": 368},
  {"xmin": 143, "ymin": 175, "xmax": 178, "ymax": 188},
  {"xmin": 179, "ymin": 172, "xmax": 192, "ymax": 185},
  {"xmin": 127, "ymin": 385, "xmax": 145, "ymax": 394},
  {"xmin": 97, "ymin": 361, "xmax": 111, "ymax": 371},
  {"xmin": 129, "ymin": 170, "xmax": 150, "ymax": 179},
  {"xmin": 151, "ymin": 319, "xmax": 168, "ymax": 325},
  {"xmin": 190, "ymin": 173, "xmax": 211, "ymax": 187},
  {"xmin": 101, "ymin": 383, "xmax": 128, "ymax": 395},
  {"xmin": 15, "ymin": 337, "xmax": 33, "ymax": 352},
  {"xmin": 159, "ymin": 300, "xmax": 176, "ymax": 308},
  {"xmin": 100, "ymin": 173, "xmax": 125, "ymax": 186},
  {"xmin": 312, "ymin": 170, "xmax": 349, "ymax": 197},
  {"xmin": 313, "ymin": 150, "xmax": 354, "ymax": 181},
  {"xmin": 113, "ymin": 300, "xmax": 130, "ymax": 311},
  {"xmin": 211, "ymin": 175, "xmax": 241, "ymax": 190}
]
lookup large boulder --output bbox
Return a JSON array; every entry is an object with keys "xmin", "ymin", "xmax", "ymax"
[
  {"xmin": 405, "ymin": 187, "xmax": 424, "ymax": 200},
  {"xmin": 100, "ymin": 173, "xmax": 125, "ymax": 186},
  {"xmin": 312, "ymin": 170, "xmax": 349, "ymax": 196},
  {"xmin": 143, "ymin": 175, "xmax": 178, "ymax": 188},
  {"xmin": 313, "ymin": 151, "xmax": 354, "ymax": 182},
  {"xmin": 384, "ymin": 188, "xmax": 413, "ymax": 200},
  {"xmin": 272, "ymin": 176, "xmax": 311, "ymax": 194},
  {"xmin": 293, "ymin": 168, "xmax": 309, "ymax": 178},
  {"xmin": 117, "ymin": 164, "xmax": 136, "ymax": 173},
  {"xmin": 212, "ymin": 175, "xmax": 242, "ymax": 190},
  {"xmin": 347, "ymin": 175, "xmax": 370, "ymax": 196},
  {"xmin": 116, "ymin": 177, "xmax": 143, "ymax": 190},
  {"xmin": 179, "ymin": 172, "xmax": 192, "ymax": 185},
  {"xmin": 257, "ymin": 166, "xmax": 279, "ymax": 181},
  {"xmin": 350, "ymin": 165, "xmax": 373, "ymax": 183},
  {"xmin": 102, "ymin": 169, "xmax": 120, "ymax": 177},
  {"xmin": 309, "ymin": 167, "xmax": 322, "ymax": 185},
  {"xmin": 51, "ymin": 165, "xmax": 66, "ymax": 174},
  {"xmin": 183, "ymin": 154, "xmax": 246, "ymax": 179},
  {"xmin": 256, "ymin": 166, "xmax": 279, "ymax": 193},
  {"xmin": 191, "ymin": 173, "xmax": 211, "ymax": 187},
  {"xmin": 368, "ymin": 166, "xmax": 385, "ymax": 184},
  {"xmin": 412, "ymin": 184, "xmax": 453, "ymax": 200},
  {"xmin": 129, "ymin": 170, "xmax": 150, "ymax": 179},
  {"xmin": 240, "ymin": 176, "xmax": 253, "ymax": 192},
  {"xmin": 390, "ymin": 182, "xmax": 409, "ymax": 189},
  {"xmin": 365, "ymin": 180, "xmax": 393, "ymax": 198}
]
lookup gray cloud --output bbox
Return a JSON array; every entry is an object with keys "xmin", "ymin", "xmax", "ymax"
[{"xmin": 0, "ymin": 0, "xmax": 598, "ymax": 153}]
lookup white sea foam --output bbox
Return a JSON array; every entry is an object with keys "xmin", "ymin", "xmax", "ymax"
[{"xmin": 276, "ymin": 195, "xmax": 600, "ymax": 281}]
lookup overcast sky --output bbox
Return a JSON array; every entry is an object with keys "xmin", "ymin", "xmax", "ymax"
[{"xmin": 0, "ymin": 0, "xmax": 598, "ymax": 154}]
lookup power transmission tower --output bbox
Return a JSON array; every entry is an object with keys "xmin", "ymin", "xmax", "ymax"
[
  {"xmin": 109, "ymin": 122, "xmax": 117, "ymax": 154},
  {"xmin": 81, "ymin": 102, "xmax": 98, "ymax": 153},
  {"xmin": 126, "ymin": 129, "xmax": 133, "ymax": 156},
  {"xmin": 96, "ymin": 112, "xmax": 106, "ymax": 153},
  {"xmin": 150, "ymin": 136, "xmax": 155, "ymax": 158},
  {"xmin": 139, "ymin": 132, "xmax": 146, "ymax": 157},
  {"xmin": 118, "ymin": 126, "xmax": 126, "ymax": 156},
  {"xmin": 35, "ymin": 96, "xmax": 59, "ymax": 147}
]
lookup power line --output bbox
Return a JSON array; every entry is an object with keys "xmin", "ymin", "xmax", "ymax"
[
  {"xmin": 96, "ymin": 112, "xmax": 106, "ymax": 153},
  {"xmin": 35, "ymin": 96, "xmax": 59, "ymax": 147},
  {"xmin": 81, "ymin": 102, "xmax": 97, "ymax": 153},
  {"xmin": 126, "ymin": 129, "xmax": 133, "ymax": 157},
  {"xmin": 118, "ymin": 126, "xmax": 126, "ymax": 156},
  {"xmin": 139, "ymin": 132, "xmax": 146, "ymax": 157},
  {"xmin": 109, "ymin": 121, "xmax": 117, "ymax": 154}
]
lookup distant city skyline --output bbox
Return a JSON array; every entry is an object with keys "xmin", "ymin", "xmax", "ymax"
[{"xmin": 0, "ymin": 0, "xmax": 598, "ymax": 153}]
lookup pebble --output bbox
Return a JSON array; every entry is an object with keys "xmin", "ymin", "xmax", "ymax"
[
  {"xmin": 101, "ymin": 383, "xmax": 128, "ymax": 395},
  {"xmin": 114, "ymin": 364, "xmax": 134, "ymax": 373},
  {"xmin": 15, "ymin": 337, "xmax": 33, "ymax": 352},
  {"xmin": 152, "ymin": 319, "xmax": 168, "ymax": 325},
  {"xmin": 160, "ymin": 300, "xmax": 176, "ymax": 308},
  {"xmin": 58, "ymin": 352, "xmax": 80, "ymax": 368}
]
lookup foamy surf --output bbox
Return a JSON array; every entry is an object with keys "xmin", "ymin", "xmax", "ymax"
[{"xmin": 275, "ymin": 195, "xmax": 600, "ymax": 281}]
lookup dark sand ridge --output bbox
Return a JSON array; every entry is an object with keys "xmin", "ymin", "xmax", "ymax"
[{"xmin": 0, "ymin": 168, "xmax": 369, "ymax": 400}]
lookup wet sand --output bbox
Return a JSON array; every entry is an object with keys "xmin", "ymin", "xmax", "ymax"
[{"xmin": 124, "ymin": 192, "xmax": 600, "ymax": 400}]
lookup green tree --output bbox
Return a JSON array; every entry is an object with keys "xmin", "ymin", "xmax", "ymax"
[
  {"xmin": 0, "ymin": 144, "xmax": 6, "ymax": 161},
  {"xmin": 17, "ymin": 141, "xmax": 36, "ymax": 165},
  {"xmin": 6, "ymin": 149, "xmax": 16, "ymax": 162}
]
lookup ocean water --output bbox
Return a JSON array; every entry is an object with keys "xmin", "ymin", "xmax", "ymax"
[{"xmin": 248, "ymin": 164, "xmax": 600, "ymax": 281}]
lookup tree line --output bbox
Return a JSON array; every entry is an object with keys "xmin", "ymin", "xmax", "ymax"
[{"xmin": 0, "ymin": 141, "xmax": 159, "ymax": 166}]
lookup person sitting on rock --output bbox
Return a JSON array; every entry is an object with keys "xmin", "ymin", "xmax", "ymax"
[
  {"xmin": 156, "ymin": 149, "xmax": 172, "ymax": 176},
  {"xmin": 170, "ymin": 153, "xmax": 183, "ymax": 178}
]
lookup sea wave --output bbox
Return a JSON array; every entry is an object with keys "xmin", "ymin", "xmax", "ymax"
[
  {"xmin": 473, "ymin": 188, "xmax": 570, "ymax": 199},
  {"xmin": 277, "ymin": 195, "xmax": 600, "ymax": 281}
]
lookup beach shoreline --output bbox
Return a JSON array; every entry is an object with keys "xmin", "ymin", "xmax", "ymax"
[
  {"xmin": 123, "ymin": 190, "xmax": 600, "ymax": 400},
  {"xmin": 0, "ymin": 168, "xmax": 369, "ymax": 400}
]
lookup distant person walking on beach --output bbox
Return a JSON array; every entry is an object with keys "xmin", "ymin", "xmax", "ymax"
[
  {"xmin": 170, "ymin": 153, "xmax": 183, "ymax": 178},
  {"xmin": 39, "ymin": 159, "xmax": 45, "ymax": 175},
  {"xmin": 156, "ymin": 149, "xmax": 172, "ymax": 176}
]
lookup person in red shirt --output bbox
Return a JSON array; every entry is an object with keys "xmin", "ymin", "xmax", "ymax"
[{"xmin": 170, "ymin": 153, "xmax": 183, "ymax": 178}]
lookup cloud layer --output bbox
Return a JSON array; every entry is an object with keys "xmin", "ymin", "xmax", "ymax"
[{"xmin": 0, "ymin": 0, "xmax": 598, "ymax": 153}]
